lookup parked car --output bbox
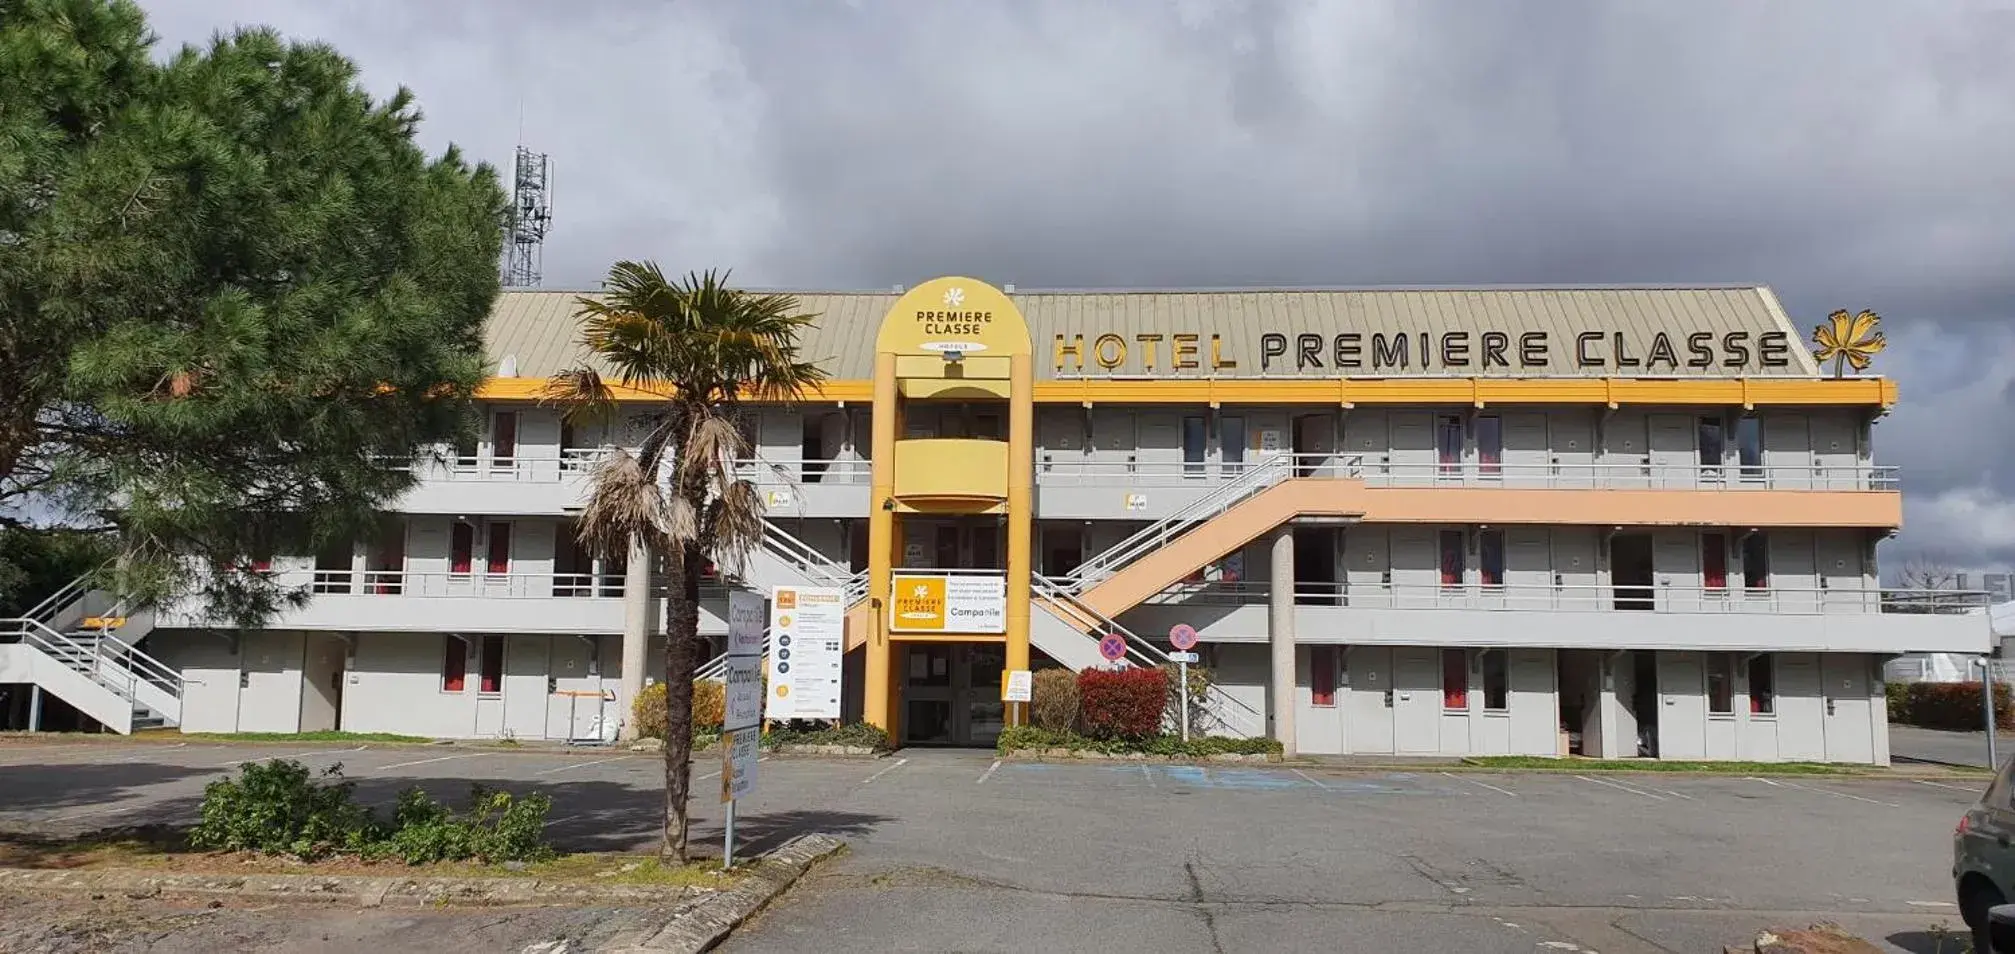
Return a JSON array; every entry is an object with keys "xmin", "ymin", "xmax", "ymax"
[{"xmin": 1955, "ymin": 758, "xmax": 2015, "ymax": 949}]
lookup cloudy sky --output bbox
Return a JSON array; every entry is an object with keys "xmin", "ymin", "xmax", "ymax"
[{"xmin": 140, "ymin": 0, "xmax": 2015, "ymax": 577}]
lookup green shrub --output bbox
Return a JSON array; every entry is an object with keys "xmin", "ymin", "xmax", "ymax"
[
  {"xmin": 692, "ymin": 679, "xmax": 726, "ymax": 729},
  {"xmin": 634, "ymin": 682, "xmax": 669, "ymax": 738},
  {"xmin": 191, "ymin": 760, "xmax": 554, "ymax": 865},
  {"xmin": 1160, "ymin": 662, "xmax": 1214, "ymax": 734},
  {"xmin": 190, "ymin": 759, "xmax": 377, "ymax": 859},
  {"xmin": 762, "ymin": 722, "xmax": 893, "ymax": 752},
  {"xmin": 1030, "ymin": 668, "xmax": 1080, "ymax": 731},
  {"xmin": 996, "ymin": 725, "xmax": 1282, "ymax": 758},
  {"xmin": 635, "ymin": 680, "xmax": 728, "ymax": 738},
  {"xmin": 1885, "ymin": 682, "xmax": 1910, "ymax": 722},
  {"xmin": 380, "ymin": 785, "xmax": 554, "ymax": 865}
]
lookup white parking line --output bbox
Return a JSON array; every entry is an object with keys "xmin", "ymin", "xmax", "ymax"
[
  {"xmin": 1575, "ymin": 774, "xmax": 1666, "ymax": 800},
  {"xmin": 372, "ymin": 752, "xmax": 486, "ymax": 772},
  {"xmin": 862, "ymin": 757, "xmax": 909, "ymax": 784},
  {"xmin": 1770, "ymin": 778, "xmax": 1899, "ymax": 808},
  {"xmin": 1443, "ymin": 772, "xmax": 1518, "ymax": 797},
  {"xmin": 533, "ymin": 755, "xmax": 633, "ymax": 776},
  {"xmin": 1656, "ymin": 788, "xmax": 1696, "ymax": 800},
  {"xmin": 1292, "ymin": 769, "xmax": 1330, "ymax": 791},
  {"xmin": 1916, "ymin": 779, "xmax": 1982, "ymax": 793},
  {"xmin": 694, "ymin": 768, "xmax": 721, "ymax": 782},
  {"xmin": 1139, "ymin": 764, "xmax": 1157, "ymax": 788},
  {"xmin": 215, "ymin": 745, "xmax": 367, "ymax": 768},
  {"xmin": 976, "ymin": 759, "xmax": 1002, "ymax": 784}
]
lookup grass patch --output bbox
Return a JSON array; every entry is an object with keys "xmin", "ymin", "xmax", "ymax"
[
  {"xmin": 1460, "ymin": 755, "xmax": 1864, "ymax": 775},
  {"xmin": 0, "ymin": 830, "xmax": 734, "ymax": 886},
  {"xmin": 176, "ymin": 730, "xmax": 432, "ymax": 744}
]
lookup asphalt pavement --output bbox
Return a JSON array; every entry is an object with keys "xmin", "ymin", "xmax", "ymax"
[
  {"xmin": 1890, "ymin": 723, "xmax": 2000, "ymax": 768},
  {"xmin": 0, "ymin": 738, "xmax": 1989, "ymax": 954}
]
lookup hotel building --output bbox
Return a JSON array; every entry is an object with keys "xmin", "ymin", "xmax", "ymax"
[{"xmin": 1, "ymin": 278, "xmax": 1992, "ymax": 762}]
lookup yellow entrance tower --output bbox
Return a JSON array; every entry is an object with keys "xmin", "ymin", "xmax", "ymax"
[{"xmin": 862, "ymin": 278, "xmax": 1034, "ymax": 739}]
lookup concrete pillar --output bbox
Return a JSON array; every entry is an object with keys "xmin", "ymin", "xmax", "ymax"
[
  {"xmin": 1004, "ymin": 352, "xmax": 1034, "ymax": 727},
  {"xmin": 1269, "ymin": 528, "xmax": 1297, "ymax": 755},
  {"xmin": 618, "ymin": 534, "xmax": 652, "ymax": 740},
  {"xmin": 28, "ymin": 685, "xmax": 43, "ymax": 733},
  {"xmin": 862, "ymin": 352, "xmax": 899, "ymax": 734}
]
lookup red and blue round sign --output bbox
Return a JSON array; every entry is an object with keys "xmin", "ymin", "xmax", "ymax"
[
  {"xmin": 1168, "ymin": 623, "xmax": 1199, "ymax": 652},
  {"xmin": 1098, "ymin": 633, "xmax": 1128, "ymax": 662}
]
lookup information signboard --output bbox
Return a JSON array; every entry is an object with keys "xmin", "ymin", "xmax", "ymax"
[{"xmin": 768, "ymin": 585, "xmax": 845, "ymax": 720}]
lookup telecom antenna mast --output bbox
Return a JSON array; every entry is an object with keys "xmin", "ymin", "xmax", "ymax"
[{"xmin": 501, "ymin": 146, "xmax": 553, "ymax": 287}]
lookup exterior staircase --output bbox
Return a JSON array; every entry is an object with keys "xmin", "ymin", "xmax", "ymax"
[{"xmin": 0, "ymin": 575, "xmax": 183, "ymax": 734}]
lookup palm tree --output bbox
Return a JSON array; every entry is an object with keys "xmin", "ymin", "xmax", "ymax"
[{"xmin": 543, "ymin": 262, "xmax": 824, "ymax": 862}]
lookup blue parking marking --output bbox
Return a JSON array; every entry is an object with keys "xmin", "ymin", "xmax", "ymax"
[{"xmin": 995, "ymin": 761, "xmax": 1460, "ymax": 796}]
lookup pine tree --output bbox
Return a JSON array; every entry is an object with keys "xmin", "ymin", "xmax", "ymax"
[{"xmin": 0, "ymin": 0, "xmax": 506, "ymax": 621}]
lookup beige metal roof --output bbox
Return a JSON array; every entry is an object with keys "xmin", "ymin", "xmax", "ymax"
[{"xmin": 485, "ymin": 286, "xmax": 1820, "ymax": 380}]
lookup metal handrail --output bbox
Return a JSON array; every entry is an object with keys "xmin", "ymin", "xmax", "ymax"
[
  {"xmin": 0, "ymin": 616, "xmax": 184, "ymax": 704},
  {"xmin": 1140, "ymin": 579, "xmax": 1996, "ymax": 616},
  {"xmin": 1031, "ymin": 573, "xmax": 1266, "ymax": 737},
  {"xmin": 20, "ymin": 570, "xmax": 99, "ymax": 626},
  {"xmin": 1032, "ymin": 457, "xmax": 1898, "ymax": 490},
  {"xmin": 1069, "ymin": 454, "xmax": 1309, "ymax": 588}
]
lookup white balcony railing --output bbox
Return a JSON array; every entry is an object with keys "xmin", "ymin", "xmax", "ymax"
[
  {"xmin": 1036, "ymin": 455, "xmax": 1897, "ymax": 491},
  {"xmin": 392, "ymin": 450, "xmax": 1898, "ymax": 492},
  {"xmin": 298, "ymin": 569, "xmax": 739, "ymax": 601},
  {"xmin": 1140, "ymin": 580, "xmax": 1991, "ymax": 616}
]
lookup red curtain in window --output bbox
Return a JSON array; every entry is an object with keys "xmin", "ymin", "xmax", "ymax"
[
  {"xmin": 486, "ymin": 523, "xmax": 511, "ymax": 574},
  {"xmin": 442, "ymin": 636, "xmax": 467, "ymax": 692},
  {"xmin": 1441, "ymin": 648, "xmax": 1468, "ymax": 708},
  {"xmin": 450, "ymin": 523, "xmax": 474, "ymax": 574},
  {"xmin": 1311, "ymin": 646, "xmax": 1338, "ymax": 706},
  {"xmin": 1439, "ymin": 531, "xmax": 1465, "ymax": 585},
  {"xmin": 1702, "ymin": 534, "xmax": 1728, "ymax": 589},
  {"xmin": 479, "ymin": 635, "xmax": 504, "ymax": 693}
]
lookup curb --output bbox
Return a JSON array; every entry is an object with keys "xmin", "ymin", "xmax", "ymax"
[
  {"xmin": 607, "ymin": 833, "xmax": 846, "ymax": 953},
  {"xmin": 0, "ymin": 866, "xmax": 705, "ymax": 908},
  {"xmin": 1000, "ymin": 749, "xmax": 1279, "ymax": 764}
]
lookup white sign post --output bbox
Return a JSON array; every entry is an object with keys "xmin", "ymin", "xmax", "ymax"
[
  {"xmin": 1168, "ymin": 624, "xmax": 1200, "ymax": 743},
  {"xmin": 721, "ymin": 591, "xmax": 767, "ymax": 869},
  {"xmin": 767, "ymin": 586, "xmax": 846, "ymax": 721}
]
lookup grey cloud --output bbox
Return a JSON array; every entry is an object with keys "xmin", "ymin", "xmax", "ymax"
[{"xmin": 136, "ymin": 0, "xmax": 2015, "ymax": 568}]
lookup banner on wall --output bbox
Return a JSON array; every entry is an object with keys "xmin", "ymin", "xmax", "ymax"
[
  {"xmin": 766, "ymin": 585, "xmax": 845, "ymax": 721},
  {"xmin": 889, "ymin": 573, "xmax": 1007, "ymax": 634}
]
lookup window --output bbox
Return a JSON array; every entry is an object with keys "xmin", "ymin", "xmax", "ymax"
[
  {"xmin": 1478, "ymin": 530, "xmax": 1505, "ymax": 587},
  {"xmin": 1182, "ymin": 415, "xmax": 1207, "ymax": 476},
  {"xmin": 454, "ymin": 430, "xmax": 478, "ymax": 468},
  {"xmin": 313, "ymin": 543, "xmax": 353, "ymax": 594},
  {"xmin": 1741, "ymin": 533, "xmax": 1769, "ymax": 589},
  {"xmin": 1702, "ymin": 533, "xmax": 1728, "ymax": 590},
  {"xmin": 1436, "ymin": 415, "xmax": 1465, "ymax": 475},
  {"xmin": 1439, "ymin": 530, "xmax": 1466, "ymax": 587},
  {"xmin": 450, "ymin": 522, "xmax": 474, "ymax": 575},
  {"xmin": 486, "ymin": 522, "xmax": 512, "ymax": 575},
  {"xmin": 1442, "ymin": 648, "xmax": 1469, "ymax": 709},
  {"xmin": 368, "ymin": 524, "xmax": 404, "ymax": 595},
  {"xmin": 478, "ymin": 634, "xmax": 504, "ymax": 694},
  {"xmin": 935, "ymin": 525, "xmax": 960, "ymax": 568},
  {"xmin": 1481, "ymin": 651, "xmax": 1508, "ymax": 710},
  {"xmin": 1708, "ymin": 653, "xmax": 1734, "ymax": 714},
  {"xmin": 1698, "ymin": 417, "xmax": 1725, "ymax": 470},
  {"xmin": 491, "ymin": 412, "xmax": 518, "ymax": 466},
  {"xmin": 1311, "ymin": 645, "xmax": 1338, "ymax": 707},
  {"xmin": 1735, "ymin": 416, "xmax": 1763, "ymax": 478},
  {"xmin": 1475, "ymin": 416, "xmax": 1502, "ymax": 476},
  {"xmin": 970, "ymin": 524, "xmax": 1000, "ymax": 570},
  {"xmin": 1219, "ymin": 415, "xmax": 1247, "ymax": 475},
  {"xmin": 442, "ymin": 635, "xmax": 468, "ymax": 692},
  {"xmin": 1748, "ymin": 655, "xmax": 1776, "ymax": 714}
]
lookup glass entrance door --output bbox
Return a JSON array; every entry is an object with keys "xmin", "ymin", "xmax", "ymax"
[{"xmin": 901, "ymin": 643, "xmax": 1006, "ymax": 747}]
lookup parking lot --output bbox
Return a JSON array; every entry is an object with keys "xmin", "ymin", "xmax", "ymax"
[{"xmin": 0, "ymin": 739, "xmax": 1989, "ymax": 953}]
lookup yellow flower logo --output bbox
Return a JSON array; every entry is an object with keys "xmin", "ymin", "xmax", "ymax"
[{"xmin": 1811, "ymin": 309, "xmax": 1886, "ymax": 378}]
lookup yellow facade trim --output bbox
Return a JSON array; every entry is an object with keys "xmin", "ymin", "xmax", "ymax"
[{"xmin": 475, "ymin": 375, "xmax": 1895, "ymax": 407}]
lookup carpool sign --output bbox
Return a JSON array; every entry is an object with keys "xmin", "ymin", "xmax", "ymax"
[{"xmin": 720, "ymin": 590, "xmax": 765, "ymax": 870}]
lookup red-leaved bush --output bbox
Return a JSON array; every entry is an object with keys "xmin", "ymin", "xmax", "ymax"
[
  {"xmin": 1895, "ymin": 681, "xmax": 2014, "ymax": 732},
  {"xmin": 1077, "ymin": 666, "xmax": 1168, "ymax": 740}
]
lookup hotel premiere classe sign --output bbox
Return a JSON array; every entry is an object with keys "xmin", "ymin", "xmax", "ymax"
[{"xmin": 1052, "ymin": 328, "xmax": 1797, "ymax": 375}]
